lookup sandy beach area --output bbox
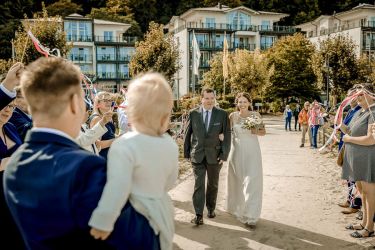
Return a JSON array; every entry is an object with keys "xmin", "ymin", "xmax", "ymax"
[{"xmin": 170, "ymin": 115, "xmax": 374, "ymax": 250}]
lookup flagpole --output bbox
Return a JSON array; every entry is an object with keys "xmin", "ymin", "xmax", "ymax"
[
  {"xmin": 192, "ymin": 30, "xmax": 195, "ymax": 95},
  {"xmin": 223, "ymin": 31, "xmax": 226, "ymax": 99}
]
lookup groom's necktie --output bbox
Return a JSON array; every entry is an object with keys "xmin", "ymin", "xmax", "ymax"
[{"xmin": 204, "ymin": 110, "xmax": 209, "ymax": 131}]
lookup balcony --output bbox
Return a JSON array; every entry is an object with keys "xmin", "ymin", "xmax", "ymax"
[
  {"xmin": 233, "ymin": 43, "xmax": 256, "ymax": 51},
  {"xmin": 187, "ymin": 22, "xmax": 233, "ymax": 31},
  {"xmin": 259, "ymin": 25, "xmax": 298, "ymax": 34},
  {"xmin": 363, "ymin": 40, "xmax": 375, "ymax": 50},
  {"xmin": 118, "ymin": 55, "xmax": 132, "ymax": 62},
  {"xmin": 66, "ymin": 35, "xmax": 92, "ymax": 42},
  {"xmin": 197, "ymin": 41, "xmax": 226, "ymax": 50},
  {"xmin": 186, "ymin": 22, "xmax": 298, "ymax": 34},
  {"xmin": 118, "ymin": 72, "xmax": 130, "ymax": 79},
  {"xmin": 97, "ymin": 53, "xmax": 116, "ymax": 61},
  {"xmin": 69, "ymin": 54, "xmax": 93, "ymax": 62},
  {"xmin": 95, "ymin": 36, "xmax": 138, "ymax": 45},
  {"xmin": 97, "ymin": 72, "xmax": 117, "ymax": 79},
  {"xmin": 199, "ymin": 61, "xmax": 210, "ymax": 68}
]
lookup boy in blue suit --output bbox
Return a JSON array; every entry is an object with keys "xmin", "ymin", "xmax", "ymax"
[{"xmin": 4, "ymin": 57, "xmax": 159, "ymax": 250}]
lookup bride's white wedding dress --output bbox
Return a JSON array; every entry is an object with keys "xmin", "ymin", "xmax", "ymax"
[{"xmin": 226, "ymin": 111, "xmax": 263, "ymax": 225}]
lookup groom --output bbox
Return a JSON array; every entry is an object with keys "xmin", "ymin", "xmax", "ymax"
[{"xmin": 184, "ymin": 88, "xmax": 231, "ymax": 225}]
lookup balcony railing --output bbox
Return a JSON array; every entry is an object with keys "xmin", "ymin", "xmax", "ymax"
[
  {"xmin": 233, "ymin": 43, "xmax": 256, "ymax": 51},
  {"xmin": 97, "ymin": 53, "xmax": 116, "ymax": 61},
  {"xmin": 97, "ymin": 72, "xmax": 117, "ymax": 79},
  {"xmin": 363, "ymin": 40, "xmax": 375, "ymax": 50},
  {"xmin": 196, "ymin": 41, "xmax": 226, "ymax": 50},
  {"xmin": 118, "ymin": 55, "xmax": 132, "ymax": 62},
  {"xmin": 260, "ymin": 43, "xmax": 273, "ymax": 50},
  {"xmin": 118, "ymin": 72, "xmax": 130, "ymax": 79},
  {"xmin": 309, "ymin": 20, "xmax": 375, "ymax": 38},
  {"xmin": 199, "ymin": 61, "xmax": 210, "ymax": 68},
  {"xmin": 66, "ymin": 35, "xmax": 92, "ymax": 42},
  {"xmin": 69, "ymin": 54, "xmax": 93, "ymax": 62},
  {"xmin": 97, "ymin": 72, "xmax": 130, "ymax": 80},
  {"xmin": 185, "ymin": 22, "xmax": 297, "ymax": 33},
  {"xmin": 95, "ymin": 36, "xmax": 138, "ymax": 44},
  {"xmin": 187, "ymin": 22, "xmax": 232, "ymax": 30}
]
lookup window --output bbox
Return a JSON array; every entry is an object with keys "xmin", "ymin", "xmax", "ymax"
[
  {"xmin": 200, "ymin": 51, "xmax": 210, "ymax": 67},
  {"xmin": 260, "ymin": 36, "xmax": 276, "ymax": 50},
  {"xmin": 261, "ymin": 20, "xmax": 271, "ymax": 31},
  {"xmin": 97, "ymin": 64, "xmax": 116, "ymax": 79},
  {"xmin": 227, "ymin": 11, "xmax": 250, "ymax": 30},
  {"xmin": 104, "ymin": 31, "xmax": 113, "ymax": 42},
  {"xmin": 119, "ymin": 47, "xmax": 135, "ymax": 61},
  {"xmin": 194, "ymin": 33, "xmax": 209, "ymax": 48},
  {"xmin": 64, "ymin": 21, "xmax": 92, "ymax": 41},
  {"xmin": 206, "ymin": 18, "xmax": 215, "ymax": 28},
  {"xmin": 98, "ymin": 47, "xmax": 115, "ymax": 60},
  {"xmin": 118, "ymin": 64, "xmax": 130, "ymax": 78},
  {"xmin": 371, "ymin": 17, "xmax": 375, "ymax": 27}
]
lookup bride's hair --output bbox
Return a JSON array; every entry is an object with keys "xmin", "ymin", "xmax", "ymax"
[{"xmin": 235, "ymin": 92, "xmax": 253, "ymax": 111}]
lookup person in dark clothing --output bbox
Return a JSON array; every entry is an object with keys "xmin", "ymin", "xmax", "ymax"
[{"xmin": 293, "ymin": 104, "xmax": 301, "ymax": 131}]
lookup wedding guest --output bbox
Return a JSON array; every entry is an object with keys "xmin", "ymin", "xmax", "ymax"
[
  {"xmin": 293, "ymin": 104, "xmax": 301, "ymax": 131},
  {"xmin": 76, "ymin": 102, "xmax": 111, "ymax": 155},
  {"xmin": 338, "ymin": 91, "xmax": 362, "ymax": 214},
  {"xmin": 115, "ymin": 92, "xmax": 129, "ymax": 135},
  {"xmin": 226, "ymin": 92, "xmax": 265, "ymax": 228},
  {"xmin": 342, "ymin": 83, "xmax": 375, "ymax": 238},
  {"xmin": 0, "ymin": 62, "xmax": 24, "ymax": 109},
  {"xmin": 89, "ymin": 72, "xmax": 178, "ymax": 250},
  {"xmin": 4, "ymin": 57, "xmax": 157, "ymax": 249},
  {"xmin": 9, "ymin": 86, "xmax": 32, "ymax": 142},
  {"xmin": 0, "ymin": 62, "xmax": 25, "ymax": 250},
  {"xmin": 89, "ymin": 91, "xmax": 116, "ymax": 159},
  {"xmin": 309, "ymin": 101, "xmax": 322, "ymax": 148},
  {"xmin": 298, "ymin": 101, "xmax": 311, "ymax": 147},
  {"xmin": 283, "ymin": 105, "xmax": 292, "ymax": 131}
]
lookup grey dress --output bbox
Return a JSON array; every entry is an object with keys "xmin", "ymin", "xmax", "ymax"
[{"xmin": 342, "ymin": 105, "xmax": 375, "ymax": 182}]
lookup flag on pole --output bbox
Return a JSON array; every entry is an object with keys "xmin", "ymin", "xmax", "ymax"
[
  {"xmin": 223, "ymin": 33, "xmax": 229, "ymax": 79},
  {"xmin": 192, "ymin": 31, "xmax": 201, "ymax": 76}
]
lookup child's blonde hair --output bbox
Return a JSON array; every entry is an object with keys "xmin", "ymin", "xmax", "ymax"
[
  {"xmin": 93, "ymin": 91, "xmax": 113, "ymax": 115},
  {"xmin": 127, "ymin": 72, "xmax": 173, "ymax": 136}
]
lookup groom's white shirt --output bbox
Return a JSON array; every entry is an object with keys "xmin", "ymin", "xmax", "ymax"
[{"xmin": 202, "ymin": 107, "xmax": 212, "ymax": 128}]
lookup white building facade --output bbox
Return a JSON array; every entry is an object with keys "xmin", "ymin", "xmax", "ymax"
[
  {"xmin": 166, "ymin": 4, "xmax": 299, "ymax": 98},
  {"xmin": 296, "ymin": 3, "xmax": 375, "ymax": 58},
  {"xmin": 64, "ymin": 14, "xmax": 137, "ymax": 92}
]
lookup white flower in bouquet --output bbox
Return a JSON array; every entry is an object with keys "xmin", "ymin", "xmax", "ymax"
[{"xmin": 241, "ymin": 114, "xmax": 264, "ymax": 131}]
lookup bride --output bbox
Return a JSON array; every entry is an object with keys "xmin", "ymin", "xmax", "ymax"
[{"xmin": 225, "ymin": 92, "xmax": 265, "ymax": 228}]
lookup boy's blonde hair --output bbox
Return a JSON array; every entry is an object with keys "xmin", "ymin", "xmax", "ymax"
[
  {"xmin": 20, "ymin": 57, "xmax": 81, "ymax": 118},
  {"xmin": 127, "ymin": 72, "xmax": 173, "ymax": 135}
]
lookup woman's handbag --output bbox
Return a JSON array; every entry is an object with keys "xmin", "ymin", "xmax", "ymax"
[{"xmin": 337, "ymin": 144, "xmax": 345, "ymax": 167}]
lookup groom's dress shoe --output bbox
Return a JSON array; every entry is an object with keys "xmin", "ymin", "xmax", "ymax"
[
  {"xmin": 207, "ymin": 210, "xmax": 216, "ymax": 218},
  {"xmin": 191, "ymin": 215, "xmax": 203, "ymax": 225}
]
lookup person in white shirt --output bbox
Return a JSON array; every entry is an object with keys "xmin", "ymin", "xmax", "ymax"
[
  {"xmin": 76, "ymin": 102, "xmax": 113, "ymax": 154},
  {"xmin": 89, "ymin": 72, "xmax": 178, "ymax": 250}
]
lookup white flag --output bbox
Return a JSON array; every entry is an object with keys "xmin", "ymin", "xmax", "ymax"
[{"xmin": 192, "ymin": 31, "xmax": 201, "ymax": 76}]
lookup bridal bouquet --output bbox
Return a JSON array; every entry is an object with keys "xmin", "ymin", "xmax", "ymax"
[{"xmin": 241, "ymin": 114, "xmax": 264, "ymax": 132}]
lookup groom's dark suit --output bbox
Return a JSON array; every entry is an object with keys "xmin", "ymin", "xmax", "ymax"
[{"xmin": 184, "ymin": 106, "xmax": 231, "ymax": 216}]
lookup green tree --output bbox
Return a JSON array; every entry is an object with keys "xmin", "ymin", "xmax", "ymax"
[
  {"xmin": 201, "ymin": 52, "xmax": 225, "ymax": 93},
  {"xmin": 312, "ymin": 34, "xmax": 362, "ymax": 105},
  {"xmin": 266, "ymin": 33, "xmax": 318, "ymax": 101},
  {"xmin": 129, "ymin": 22, "xmax": 181, "ymax": 84},
  {"xmin": 46, "ymin": 0, "xmax": 83, "ymax": 17},
  {"xmin": 202, "ymin": 49, "xmax": 271, "ymax": 99},
  {"xmin": 13, "ymin": 7, "xmax": 71, "ymax": 64},
  {"xmin": 88, "ymin": 0, "xmax": 142, "ymax": 36}
]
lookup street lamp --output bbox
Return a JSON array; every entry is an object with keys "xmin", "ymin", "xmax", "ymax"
[{"xmin": 325, "ymin": 56, "xmax": 330, "ymax": 109}]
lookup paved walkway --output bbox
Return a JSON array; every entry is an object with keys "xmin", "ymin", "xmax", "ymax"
[{"xmin": 170, "ymin": 115, "xmax": 374, "ymax": 250}]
